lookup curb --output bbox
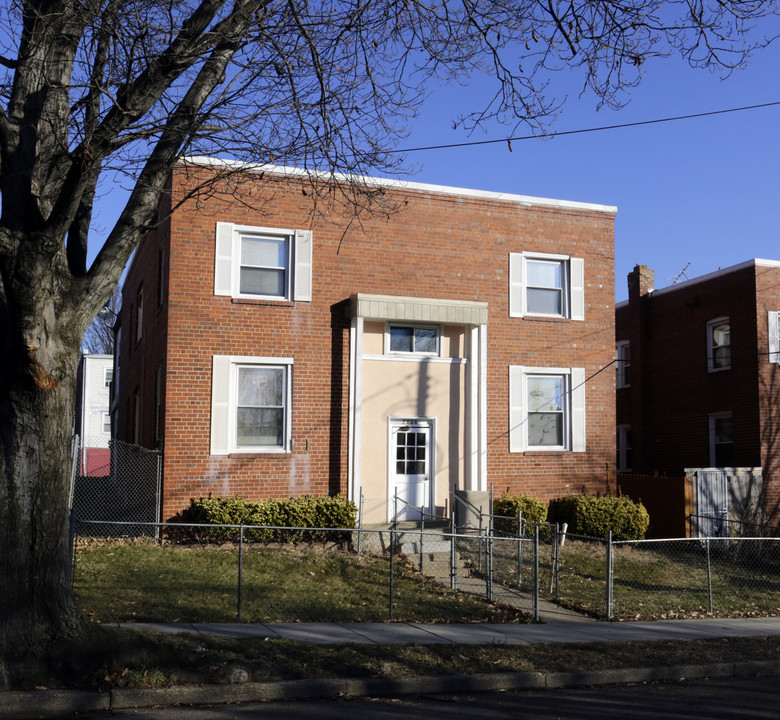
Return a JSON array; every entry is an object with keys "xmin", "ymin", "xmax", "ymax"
[{"xmin": 4, "ymin": 660, "xmax": 780, "ymax": 718}]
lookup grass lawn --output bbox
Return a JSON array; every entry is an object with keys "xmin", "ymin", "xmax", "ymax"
[
  {"xmin": 74, "ymin": 540, "xmax": 528, "ymax": 624},
  {"xmin": 534, "ymin": 538, "xmax": 780, "ymax": 620}
]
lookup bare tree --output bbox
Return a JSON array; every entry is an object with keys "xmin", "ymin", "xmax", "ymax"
[
  {"xmin": 0, "ymin": 0, "xmax": 776, "ymax": 665},
  {"xmin": 82, "ymin": 289, "xmax": 120, "ymax": 355}
]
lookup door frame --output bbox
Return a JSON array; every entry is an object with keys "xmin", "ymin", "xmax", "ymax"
[{"xmin": 387, "ymin": 416, "xmax": 436, "ymax": 522}]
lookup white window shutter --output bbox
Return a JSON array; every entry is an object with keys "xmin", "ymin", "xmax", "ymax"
[
  {"xmin": 508, "ymin": 365, "xmax": 527, "ymax": 452},
  {"xmin": 570, "ymin": 258, "xmax": 585, "ymax": 321},
  {"xmin": 293, "ymin": 230, "xmax": 313, "ymax": 302},
  {"xmin": 214, "ymin": 223, "xmax": 234, "ymax": 296},
  {"xmin": 509, "ymin": 253, "xmax": 524, "ymax": 318},
  {"xmin": 570, "ymin": 367, "xmax": 586, "ymax": 452},
  {"xmin": 769, "ymin": 311, "xmax": 780, "ymax": 363},
  {"xmin": 210, "ymin": 355, "xmax": 231, "ymax": 455}
]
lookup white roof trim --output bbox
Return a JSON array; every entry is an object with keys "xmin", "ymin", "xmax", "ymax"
[
  {"xmin": 181, "ymin": 156, "xmax": 618, "ymax": 215},
  {"xmin": 649, "ymin": 259, "xmax": 780, "ymax": 298}
]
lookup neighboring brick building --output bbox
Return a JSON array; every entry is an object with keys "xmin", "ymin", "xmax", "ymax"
[
  {"xmin": 115, "ymin": 158, "xmax": 617, "ymax": 522},
  {"xmin": 615, "ymin": 260, "xmax": 780, "ymax": 518}
]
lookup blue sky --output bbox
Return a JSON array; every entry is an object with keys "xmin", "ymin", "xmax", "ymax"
[
  {"xmin": 91, "ymin": 29, "xmax": 780, "ymax": 302},
  {"xmin": 392, "ymin": 37, "xmax": 780, "ymax": 301}
]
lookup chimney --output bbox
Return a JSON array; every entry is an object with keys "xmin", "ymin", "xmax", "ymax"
[{"xmin": 628, "ymin": 265, "xmax": 654, "ymax": 300}]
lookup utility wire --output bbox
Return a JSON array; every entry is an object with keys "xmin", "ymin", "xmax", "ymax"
[{"xmin": 393, "ymin": 100, "xmax": 780, "ymax": 155}]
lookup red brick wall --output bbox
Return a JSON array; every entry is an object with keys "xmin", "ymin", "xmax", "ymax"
[
  {"xmin": 754, "ymin": 264, "xmax": 780, "ymax": 518},
  {"xmin": 619, "ymin": 264, "xmax": 761, "ymax": 476},
  {"xmin": 119, "ymin": 164, "xmax": 616, "ymax": 519},
  {"xmin": 116, "ymin": 196, "xmax": 171, "ymax": 452}
]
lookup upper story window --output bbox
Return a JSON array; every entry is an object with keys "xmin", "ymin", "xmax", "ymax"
[
  {"xmin": 134, "ymin": 286, "xmax": 143, "ymax": 344},
  {"xmin": 386, "ymin": 325, "xmax": 440, "ymax": 355},
  {"xmin": 616, "ymin": 341, "xmax": 630, "ymax": 388},
  {"xmin": 214, "ymin": 222, "xmax": 312, "ymax": 302},
  {"xmin": 210, "ymin": 355, "xmax": 293, "ymax": 455},
  {"xmin": 508, "ymin": 366, "xmax": 586, "ymax": 453},
  {"xmin": 768, "ymin": 311, "xmax": 780, "ymax": 363},
  {"xmin": 103, "ymin": 367, "xmax": 113, "ymax": 388},
  {"xmin": 709, "ymin": 412, "xmax": 734, "ymax": 466},
  {"xmin": 707, "ymin": 318, "xmax": 730, "ymax": 372},
  {"xmin": 616, "ymin": 424, "xmax": 632, "ymax": 472},
  {"xmin": 156, "ymin": 248, "xmax": 165, "ymax": 308},
  {"xmin": 509, "ymin": 252, "xmax": 584, "ymax": 320},
  {"xmin": 240, "ymin": 233, "xmax": 289, "ymax": 297}
]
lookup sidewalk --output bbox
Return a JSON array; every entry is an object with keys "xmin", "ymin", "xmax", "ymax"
[
  {"xmin": 112, "ymin": 616, "xmax": 780, "ymax": 645},
  {"xmin": 5, "ymin": 618, "xmax": 780, "ymax": 719}
]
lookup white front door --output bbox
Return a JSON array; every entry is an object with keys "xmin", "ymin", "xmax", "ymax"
[{"xmin": 389, "ymin": 419, "xmax": 433, "ymax": 521}]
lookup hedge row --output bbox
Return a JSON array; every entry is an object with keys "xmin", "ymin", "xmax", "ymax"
[
  {"xmin": 170, "ymin": 495, "xmax": 357, "ymax": 544},
  {"xmin": 547, "ymin": 494, "xmax": 649, "ymax": 541},
  {"xmin": 494, "ymin": 492, "xmax": 649, "ymax": 541},
  {"xmin": 492, "ymin": 493, "xmax": 547, "ymax": 535}
]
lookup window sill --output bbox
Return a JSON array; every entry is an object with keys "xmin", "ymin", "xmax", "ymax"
[
  {"xmin": 523, "ymin": 450, "xmax": 568, "ymax": 456},
  {"xmin": 228, "ymin": 452, "xmax": 291, "ymax": 459},
  {"xmin": 231, "ymin": 298, "xmax": 295, "ymax": 308},
  {"xmin": 520, "ymin": 316, "xmax": 572, "ymax": 323}
]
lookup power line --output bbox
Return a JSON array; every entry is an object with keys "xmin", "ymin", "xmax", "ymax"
[{"xmin": 394, "ymin": 100, "xmax": 780, "ymax": 155}]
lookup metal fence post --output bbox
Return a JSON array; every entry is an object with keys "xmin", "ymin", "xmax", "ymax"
[
  {"xmin": 487, "ymin": 511, "xmax": 494, "ymax": 603},
  {"xmin": 706, "ymin": 537, "xmax": 714, "ymax": 613},
  {"xmin": 533, "ymin": 524, "xmax": 540, "ymax": 622},
  {"xmin": 450, "ymin": 513, "xmax": 457, "ymax": 590},
  {"xmin": 478, "ymin": 506, "xmax": 483, "ymax": 573},
  {"xmin": 237, "ymin": 524, "xmax": 244, "ymax": 622},
  {"xmin": 606, "ymin": 530, "xmax": 614, "ymax": 619},
  {"xmin": 517, "ymin": 510, "xmax": 523, "ymax": 587},
  {"xmin": 420, "ymin": 508, "xmax": 425, "ymax": 573},
  {"xmin": 357, "ymin": 490, "xmax": 363, "ymax": 555},
  {"xmin": 555, "ymin": 523, "xmax": 561, "ymax": 600},
  {"xmin": 389, "ymin": 525, "xmax": 395, "ymax": 620}
]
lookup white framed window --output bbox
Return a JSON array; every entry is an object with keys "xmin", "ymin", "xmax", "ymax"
[
  {"xmin": 210, "ymin": 355, "xmax": 293, "ymax": 455},
  {"xmin": 707, "ymin": 317, "xmax": 730, "ymax": 372},
  {"xmin": 101, "ymin": 412, "xmax": 111, "ymax": 434},
  {"xmin": 103, "ymin": 367, "xmax": 113, "ymax": 388},
  {"xmin": 768, "ymin": 311, "xmax": 780, "ymax": 363},
  {"xmin": 508, "ymin": 366, "xmax": 586, "ymax": 452},
  {"xmin": 509, "ymin": 252, "xmax": 584, "ymax": 320},
  {"xmin": 214, "ymin": 222, "xmax": 313, "ymax": 302},
  {"xmin": 616, "ymin": 424, "xmax": 632, "ymax": 472},
  {"xmin": 616, "ymin": 341, "xmax": 630, "ymax": 389},
  {"xmin": 385, "ymin": 324, "xmax": 440, "ymax": 356},
  {"xmin": 709, "ymin": 412, "xmax": 734, "ymax": 467}
]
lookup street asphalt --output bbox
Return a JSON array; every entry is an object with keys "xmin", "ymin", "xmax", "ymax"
[{"xmin": 4, "ymin": 618, "xmax": 780, "ymax": 719}]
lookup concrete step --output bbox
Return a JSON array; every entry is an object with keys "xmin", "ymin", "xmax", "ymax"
[{"xmin": 400, "ymin": 539, "xmax": 452, "ymax": 555}]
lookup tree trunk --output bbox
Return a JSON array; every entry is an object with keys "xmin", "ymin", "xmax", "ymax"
[{"xmin": 0, "ymin": 324, "xmax": 83, "ymax": 668}]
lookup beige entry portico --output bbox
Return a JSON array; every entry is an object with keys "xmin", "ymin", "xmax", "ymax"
[{"xmin": 348, "ymin": 294, "xmax": 488, "ymax": 524}]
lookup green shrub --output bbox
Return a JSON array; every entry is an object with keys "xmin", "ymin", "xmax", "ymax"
[
  {"xmin": 170, "ymin": 494, "xmax": 357, "ymax": 544},
  {"xmin": 547, "ymin": 494, "xmax": 649, "ymax": 541},
  {"xmin": 492, "ymin": 493, "xmax": 547, "ymax": 536}
]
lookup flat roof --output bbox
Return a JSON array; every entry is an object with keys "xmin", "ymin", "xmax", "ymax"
[{"xmin": 181, "ymin": 156, "xmax": 618, "ymax": 215}]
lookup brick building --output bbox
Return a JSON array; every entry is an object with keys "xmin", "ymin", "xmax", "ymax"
[
  {"xmin": 615, "ymin": 260, "xmax": 780, "ymax": 518},
  {"xmin": 114, "ymin": 158, "xmax": 617, "ymax": 522}
]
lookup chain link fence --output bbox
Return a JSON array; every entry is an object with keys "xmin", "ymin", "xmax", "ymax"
[
  {"xmin": 72, "ymin": 519, "xmax": 542, "ymax": 623},
  {"xmin": 69, "ymin": 435, "xmax": 162, "ymax": 537}
]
